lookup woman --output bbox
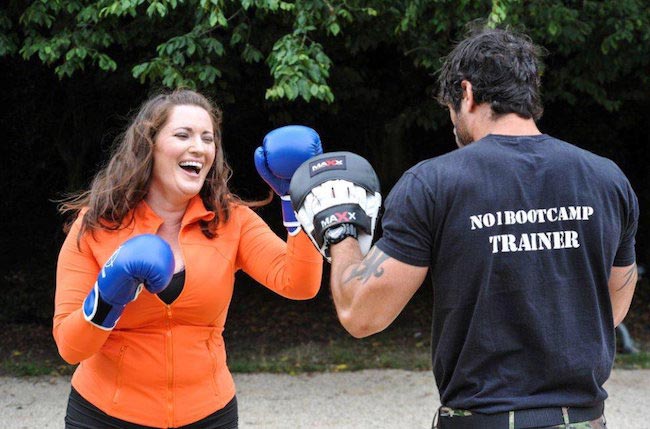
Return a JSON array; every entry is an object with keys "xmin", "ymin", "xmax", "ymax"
[{"xmin": 54, "ymin": 89, "xmax": 324, "ymax": 429}]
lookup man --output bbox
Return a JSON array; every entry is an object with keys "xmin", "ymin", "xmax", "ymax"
[{"xmin": 312, "ymin": 27, "xmax": 638, "ymax": 428}]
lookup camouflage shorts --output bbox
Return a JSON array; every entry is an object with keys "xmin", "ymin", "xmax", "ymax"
[{"xmin": 435, "ymin": 406, "xmax": 607, "ymax": 429}]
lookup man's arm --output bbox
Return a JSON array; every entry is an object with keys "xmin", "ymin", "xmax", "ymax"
[
  {"xmin": 329, "ymin": 238, "xmax": 428, "ymax": 338},
  {"xmin": 608, "ymin": 263, "xmax": 637, "ymax": 327}
]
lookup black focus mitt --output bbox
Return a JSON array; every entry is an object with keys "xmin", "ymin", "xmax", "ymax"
[{"xmin": 289, "ymin": 151, "xmax": 382, "ymax": 262}]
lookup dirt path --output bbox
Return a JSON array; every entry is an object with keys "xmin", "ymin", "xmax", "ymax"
[{"xmin": 2, "ymin": 369, "xmax": 648, "ymax": 428}]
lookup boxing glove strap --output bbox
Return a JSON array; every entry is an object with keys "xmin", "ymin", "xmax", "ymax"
[
  {"xmin": 281, "ymin": 196, "xmax": 301, "ymax": 236},
  {"xmin": 83, "ymin": 283, "xmax": 127, "ymax": 330}
]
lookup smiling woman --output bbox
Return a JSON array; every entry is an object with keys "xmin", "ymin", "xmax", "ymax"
[
  {"xmin": 146, "ymin": 104, "xmax": 219, "ymax": 273},
  {"xmin": 53, "ymin": 89, "xmax": 324, "ymax": 429},
  {"xmin": 148, "ymin": 105, "xmax": 217, "ymax": 208},
  {"xmin": 59, "ymin": 90, "xmax": 233, "ymax": 240}
]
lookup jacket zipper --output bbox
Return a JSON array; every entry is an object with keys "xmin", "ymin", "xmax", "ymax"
[
  {"xmin": 166, "ymin": 305, "xmax": 174, "ymax": 426},
  {"xmin": 112, "ymin": 345, "xmax": 128, "ymax": 403}
]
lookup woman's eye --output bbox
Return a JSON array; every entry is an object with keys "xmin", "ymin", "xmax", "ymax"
[
  {"xmin": 175, "ymin": 133, "xmax": 189, "ymax": 139},
  {"xmin": 202, "ymin": 136, "xmax": 214, "ymax": 143}
]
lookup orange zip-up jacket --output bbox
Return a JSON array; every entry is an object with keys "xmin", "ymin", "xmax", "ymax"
[{"xmin": 54, "ymin": 196, "xmax": 323, "ymax": 427}]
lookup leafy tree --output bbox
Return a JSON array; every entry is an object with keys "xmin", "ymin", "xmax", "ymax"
[
  {"xmin": 3, "ymin": 1, "xmax": 648, "ymax": 109},
  {"xmin": 2, "ymin": 0, "xmax": 649, "ymax": 222},
  {"xmin": 2, "ymin": 0, "xmax": 649, "ymax": 185},
  {"xmin": 2, "ymin": 0, "xmax": 380, "ymax": 103},
  {"xmin": 1, "ymin": 0, "xmax": 650, "ymax": 324}
]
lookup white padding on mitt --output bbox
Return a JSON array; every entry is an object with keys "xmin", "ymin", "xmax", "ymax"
[{"xmin": 295, "ymin": 179, "xmax": 382, "ymax": 261}]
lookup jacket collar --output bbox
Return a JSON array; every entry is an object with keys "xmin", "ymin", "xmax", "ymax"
[
  {"xmin": 135, "ymin": 196, "xmax": 215, "ymax": 232},
  {"xmin": 182, "ymin": 195, "xmax": 216, "ymax": 226}
]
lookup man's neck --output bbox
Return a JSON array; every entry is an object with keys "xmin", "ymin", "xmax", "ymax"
[{"xmin": 472, "ymin": 108, "xmax": 541, "ymax": 142}]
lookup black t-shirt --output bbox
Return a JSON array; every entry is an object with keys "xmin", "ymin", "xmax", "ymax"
[{"xmin": 375, "ymin": 134, "xmax": 638, "ymax": 413}]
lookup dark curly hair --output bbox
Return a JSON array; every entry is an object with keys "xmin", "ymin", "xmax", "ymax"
[{"xmin": 437, "ymin": 26, "xmax": 545, "ymax": 120}]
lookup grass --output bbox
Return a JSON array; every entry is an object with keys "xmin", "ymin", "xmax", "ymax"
[
  {"xmin": 1, "ymin": 357, "xmax": 68, "ymax": 377},
  {"xmin": 0, "ymin": 336, "xmax": 432, "ymax": 377},
  {"xmin": 0, "ymin": 324, "xmax": 76, "ymax": 377},
  {"xmin": 228, "ymin": 335, "xmax": 432, "ymax": 374},
  {"xmin": 614, "ymin": 351, "xmax": 650, "ymax": 369},
  {"xmin": 2, "ymin": 278, "xmax": 649, "ymax": 376},
  {"xmin": 0, "ymin": 320, "xmax": 433, "ymax": 377},
  {"xmin": 1, "ymin": 323, "xmax": 648, "ymax": 377},
  {"xmin": 230, "ymin": 336, "xmax": 650, "ymax": 373}
]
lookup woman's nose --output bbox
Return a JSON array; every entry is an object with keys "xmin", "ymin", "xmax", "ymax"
[{"xmin": 189, "ymin": 135, "xmax": 205, "ymax": 153}]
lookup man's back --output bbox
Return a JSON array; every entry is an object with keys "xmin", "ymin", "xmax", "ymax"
[
  {"xmin": 318, "ymin": 26, "xmax": 635, "ymax": 428},
  {"xmin": 377, "ymin": 134, "xmax": 638, "ymax": 412}
]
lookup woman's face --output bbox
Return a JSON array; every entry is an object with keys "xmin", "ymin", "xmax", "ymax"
[{"xmin": 148, "ymin": 104, "xmax": 216, "ymax": 205}]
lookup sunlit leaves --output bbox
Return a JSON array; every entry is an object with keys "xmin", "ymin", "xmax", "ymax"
[
  {"xmin": 2, "ymin": 0, "xmax": 649, "ymax": 107},
  {"xmin": 266, "ymin": 33, "xmax": 333, "ymax": 102},
  {"xmin": 3, "ymin": 0, "xmax": 360, "ymax": 102}
]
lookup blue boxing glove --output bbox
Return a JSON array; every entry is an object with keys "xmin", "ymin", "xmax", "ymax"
[
  {"xmin": 83, "ymin": 234, "xmax": 175, "ymax": 330},
  {"xmin": 254, "ymin": 125, "xmax": 323, "ymax": 235}
]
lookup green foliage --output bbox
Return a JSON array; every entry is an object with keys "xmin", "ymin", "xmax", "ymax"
[
  {"xmin": 2, "ymin": 0, "xmax": 371, "ymax": 103},
  {"xmin": 0, "ymin": 9, "xmax": 18, "ymax": 55},
  {"xmin": 266, "ymin": 33, "xmax": 333, "ymax": 102},
  {"xmin": 2, "ymin": 1, "xmax": 649, "ymax": 109},
  {"xmin": 479, "ymin": 0, "xmax": 650, "ymax": 109}
]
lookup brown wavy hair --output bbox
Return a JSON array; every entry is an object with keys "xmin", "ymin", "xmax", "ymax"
[{"xmin": 59, "ymin": 89, "xmax": 268, "ymax": 241}]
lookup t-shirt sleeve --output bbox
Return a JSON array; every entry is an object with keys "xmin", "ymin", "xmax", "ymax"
[
  {"xmin": 375, "ymin": 171, "xmax": 434, "ymax": 267},
  {"xmin": 613, "ymin": 179, "xmax": 639, "ymax": 266}
]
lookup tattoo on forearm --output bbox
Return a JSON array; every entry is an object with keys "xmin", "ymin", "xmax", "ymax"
[
  {"xmin": 616, "ymin": 263, "xmax": 637, "ymax": 291},
  {"xmin": 343, "ymin": 248, "xmax": 389, "ymax": 285}
]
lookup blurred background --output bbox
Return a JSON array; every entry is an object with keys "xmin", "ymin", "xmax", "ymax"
[{"xmin": 1, "ymin": 0, "xmax": 648, "ymax": 373}]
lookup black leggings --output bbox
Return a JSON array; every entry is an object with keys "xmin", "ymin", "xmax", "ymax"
[{"xmin": 65, "ymin": 387, "xmax": 238, "ymax": 429}]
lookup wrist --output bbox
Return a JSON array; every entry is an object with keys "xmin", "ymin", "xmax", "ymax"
[
  {"xmin": 281, "ymin": 195, "xmax": 301, "ymax": 235},
  {"xmin": 329, "ymin": 232, "xmax": 363, "ymax": 261},
  {"xmin": 325, "ymin": 223, "xmax": 358, "ymax": 246}
]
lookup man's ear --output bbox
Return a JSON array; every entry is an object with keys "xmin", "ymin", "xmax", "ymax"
[{"xmin": 460, "ymin": 80, "xmax": 475, "ymax": 111}]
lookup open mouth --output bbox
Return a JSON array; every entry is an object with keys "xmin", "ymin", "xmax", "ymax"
[{"xmin": 179, "ymin": 161, "xmax": 203, "ymax": 175}]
